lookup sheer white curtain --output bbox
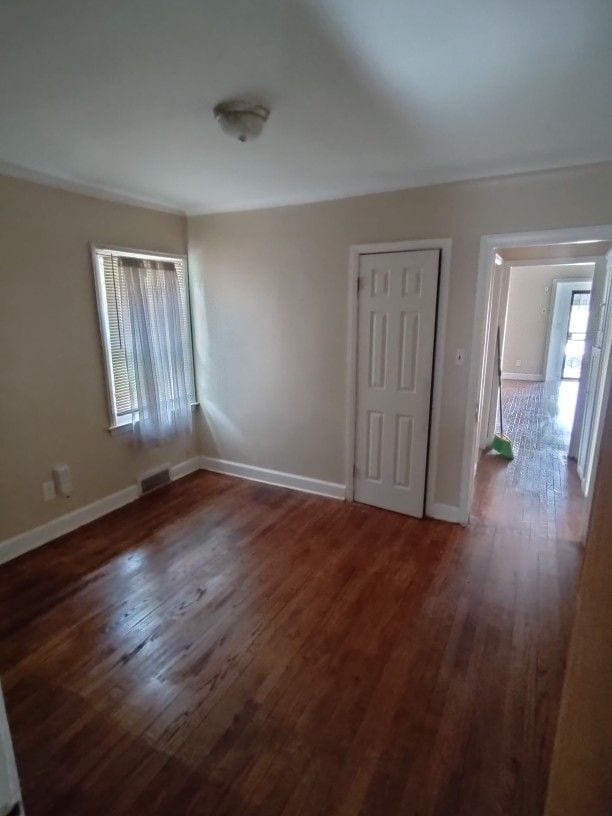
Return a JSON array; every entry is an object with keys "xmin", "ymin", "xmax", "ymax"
[{"xmin": 118, "ymin": 257, "xmax": 192, "ymax": 443}]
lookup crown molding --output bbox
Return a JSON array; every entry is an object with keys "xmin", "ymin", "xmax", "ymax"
[
  {"xmin": 2, "ymin": 157, "xmax": 611, "ymax": 220},
  {"xmin": 0, "ymin": 159, "xmax": 185, "ymax": 215}
]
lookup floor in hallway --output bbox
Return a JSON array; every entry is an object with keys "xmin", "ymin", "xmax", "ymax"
[
  {"xmin": 0, "ymin": 380, "xmax": 588, "ymax": 816},
  {"xmin": 474, "ymin": 379, "xmax": 587, "ymax": 543}
]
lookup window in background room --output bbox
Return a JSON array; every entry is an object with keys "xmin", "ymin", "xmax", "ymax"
[
  {"xmin": 92, "ymin": 246, "xmax": 196, "ymax": 441},
  {"xmin": 562, "ymin": 289, "xmax": 591, "ymax": 380}
]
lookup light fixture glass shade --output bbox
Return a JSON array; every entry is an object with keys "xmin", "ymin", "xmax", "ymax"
[{"xmin": 213, "ymin": 101, "xmax": 270, "ymax": 143}]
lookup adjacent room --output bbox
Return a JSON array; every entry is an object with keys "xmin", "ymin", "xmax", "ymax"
[
  {"xmin": 1, "ymin": 2, "xmax": 611, "ymax": 815},
  {"xmin": 474, "ymin": 242, "xmax": 611, "ymax": 538},
  {"xmin": 501, "ymin": 260, "xmax": 593, "ymax": 456}
]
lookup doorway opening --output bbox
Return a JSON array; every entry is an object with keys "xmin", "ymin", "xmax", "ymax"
[
  {"xmin": 495, "ymin": 258, "xmax": 595, "ymax": 469},
  {"xmin": 467, "ymin": 230, "xmax": 612, "ymax": 534}
]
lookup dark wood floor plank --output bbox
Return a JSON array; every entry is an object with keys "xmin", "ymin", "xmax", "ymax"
[{"xmin": 0, "ymin": 380, "xmax": 588, "ymax": 815}]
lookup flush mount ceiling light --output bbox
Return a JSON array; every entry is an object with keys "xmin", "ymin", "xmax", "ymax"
[{"xmin": 213, "ymin": 100, "xmax": 270, "ymax": 143}]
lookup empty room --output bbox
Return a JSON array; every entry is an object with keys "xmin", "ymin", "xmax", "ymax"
[{"xmin": 1, "ymin": 2, "xmax": 611, "ymax": 815}]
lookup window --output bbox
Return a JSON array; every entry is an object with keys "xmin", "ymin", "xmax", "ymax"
[
  {"xmin": 562, "ymin": 289, "xmax": 591, "ymax": 380},
  {"xmin": 92, "ymin": 246, "xmax": 196, "ymax": 431}
]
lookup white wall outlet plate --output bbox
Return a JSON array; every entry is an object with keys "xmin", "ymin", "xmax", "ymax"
[
  {"xmin": 52, "ymin": 464, "xmax": 72, "ymax": 497},
  {"xmin": 42, "ymin": 480, "xmax": 56, "ymax": 501}
]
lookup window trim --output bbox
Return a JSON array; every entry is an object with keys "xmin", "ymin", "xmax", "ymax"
[{"xmin": 90, "ymin": 243, "xmax": 198, "ymax": 433}]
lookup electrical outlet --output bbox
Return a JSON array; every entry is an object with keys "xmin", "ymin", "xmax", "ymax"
[
  {"xmin": 53, "ymin": 464, "xmax": 72, "ymax": 497},
  {"xmin": 516, "ymin": 359, "xmax": 521, "ymax": 367},
  {"xmin": 42, "ymin": 480, "xmax": 56, "ymax": 501}
]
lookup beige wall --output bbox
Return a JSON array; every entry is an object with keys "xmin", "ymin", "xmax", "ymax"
[
  {"xmin": 545, "ymin": 384, "xmax": 612, "ymax": 816},
  {"xmin": 2, "ymin": 162, "xmax": 612, "ymax": 540},
  {"xmin": 502, "ymin": 264, "xmax": 593, "ymax": 377},
  {"xmin": 0, "ymin": 175, "xmax": 195, "ymax": 540},
  {"xmin": 188, "ymin": 162, "xmax": 612, "ymax": 508}
]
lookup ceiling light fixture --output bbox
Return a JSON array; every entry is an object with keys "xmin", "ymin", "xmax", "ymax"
[{"xmin": 213, "ymin": 100, "xmax": 270, "ymax": 143}]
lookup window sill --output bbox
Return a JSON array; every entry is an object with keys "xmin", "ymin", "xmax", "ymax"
[
  {"xmin": 108, "ymin": 403, "xmax": 200, "ymax": 436},
  {"xmin": 108, "ymin": 421, "xmax": 133, "ymax": 437}
]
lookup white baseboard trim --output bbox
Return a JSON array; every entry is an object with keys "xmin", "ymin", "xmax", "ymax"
[
  {"xmin": 1, "ymin": 454, "xmax": 461, "ymax": 566},
  {"xmin": 427, "ymin": 503, "xmax": 465, "ymax": 524},
  {"xmin": 0, "ymin": 485, "xmax": 139, "ymax": 567},
  {"xmin": 170, "ymin": 456, "xmax": 201, "ymax": 481},
  {"xmin": 501, "ymin": 373, "xmax": 543, "ymax": 381},
  {"xmin": 199, "ymin": 456, "xmax": 346, "ymax": 500},
  {"xmin": 0, "ymin": 456, "xmax": 201, "ymax": 567}
]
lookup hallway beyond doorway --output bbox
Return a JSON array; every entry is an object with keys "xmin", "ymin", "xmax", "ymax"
[{"xmin": 499, "ymin": 380, "xmax": 578, "ymax": 454}]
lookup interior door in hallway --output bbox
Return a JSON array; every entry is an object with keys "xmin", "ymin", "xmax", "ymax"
[{"xmin": 354, "ymin": 249, "xmax": 440, "ymax": 517}]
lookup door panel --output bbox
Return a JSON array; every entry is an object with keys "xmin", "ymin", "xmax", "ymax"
[
  {"xmin": 366, "ymin": 410, "xmax": 384, "ymax": 480},
  {"xmin": 354, "ymin": 249, "xmax": 440, "ymax": 517}
]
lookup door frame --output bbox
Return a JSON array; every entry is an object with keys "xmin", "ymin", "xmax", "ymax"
[
  {"xmin": 577, "ymin": 250, "xmax": 612, "ymax": 496},
  {"xmin": 464, "ymin": 225, "xmax": 612, "ymax": 522},
  {"xmin": 345, "ymin": 238, "xmax": 452, "ymax": 520},
  {"xmin": 479, "ymin": 258, "xmax": 512, "ymax": 450},
  {"xmin": 0, "ymin": 681, "xmax": 22, "ymax": 816}
]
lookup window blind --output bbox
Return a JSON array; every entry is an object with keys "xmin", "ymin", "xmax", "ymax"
[{"xmin": 95, "ymin": 249, "xmax": 195, "ymax": 424}]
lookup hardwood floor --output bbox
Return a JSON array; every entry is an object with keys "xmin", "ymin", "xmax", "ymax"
[
  {"xmin": 475, "ymin": 379, "xmax": 586, "ymax": 542},
  {"xmin": 0, "ymin": 383, "xmax": 588, "ymax": 815}
]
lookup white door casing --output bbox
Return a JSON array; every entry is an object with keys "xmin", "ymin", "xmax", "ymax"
[
  {"xmin": 0, "ymin": 681, "xmax": 21, "ymax": 816},
  {"xmin": 354, "ymin": 249, "xmax": 439, "ymax": 517},
  {"xmin": 479, "ymin": 261, "xmax": 511, "ymax": 449},
  {"xmin": 578, "ymin": 255, "xmax": 612, "ymax": 494}
]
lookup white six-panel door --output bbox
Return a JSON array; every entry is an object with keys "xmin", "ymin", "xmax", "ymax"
[{"xmin": 354, "ymin": 249, "xmax": 440, "ymax": 517}]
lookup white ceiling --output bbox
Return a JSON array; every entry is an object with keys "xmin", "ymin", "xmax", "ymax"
[{"xmin": 1, "ymin": 0, "xmax": 611, "ymax": 214}]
